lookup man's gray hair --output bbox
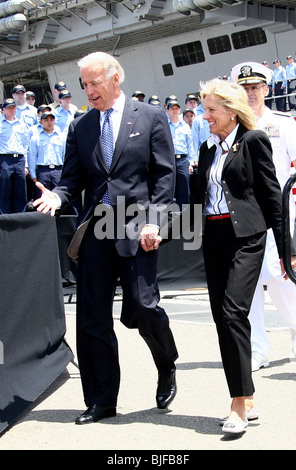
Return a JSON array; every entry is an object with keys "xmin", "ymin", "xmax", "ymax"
[{"xmin": 77, "ymin": 51, "xmax": 125, "ymax": 83}]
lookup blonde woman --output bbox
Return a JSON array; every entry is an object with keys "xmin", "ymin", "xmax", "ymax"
[{"xmin": 192, "ymin": 79, "xmax": 284, "ymax": 435}]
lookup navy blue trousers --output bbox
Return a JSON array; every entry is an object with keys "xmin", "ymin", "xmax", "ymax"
[
  {"xmin": 76, "ymin": 218, "xmax": 178, "ymax": 406},
  {"xmin": 0, "ymin": 155, "xmax": 27, "ymax": 214}
]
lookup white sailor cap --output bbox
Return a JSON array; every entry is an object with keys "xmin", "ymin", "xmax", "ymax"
[{"xmin": 230, "ymin": 62, "xmax": 273, "ymax": 85}]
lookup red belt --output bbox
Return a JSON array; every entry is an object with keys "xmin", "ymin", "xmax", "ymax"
[{"xmin": 206, "ymin": 213, "xmax": 231, "ymax": 220}]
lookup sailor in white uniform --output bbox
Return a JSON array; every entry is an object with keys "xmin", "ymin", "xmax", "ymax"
[{"xmin": 231, "ymin": 61, "xmax": 296, "ymax": 371}]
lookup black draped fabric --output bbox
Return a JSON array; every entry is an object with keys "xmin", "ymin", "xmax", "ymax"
[
  {"xmin": 0, "ymin": 212, "xmax": 73, "ymax": 434},
  {"xmin": 158, "ymin": 236, "xmax": 206, "ymax": 289}
]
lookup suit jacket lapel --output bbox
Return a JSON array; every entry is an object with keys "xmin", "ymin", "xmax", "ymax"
[
  {"xmin": 204, "ymin": 145, "xmax": 216, "ymax": 181},
  {"xmin": 87, "ymin": 98, "xmax": 138, "ymax": 173},
  {"xmin": 223, "ymin": 124, "xmax": 247, "ymax": 170},
  {"xmin": 87, "ymin": 108, "xmax": 109, "ymax": 172},
  {"xmin": 110, "ymin": 98, "xmax": 138, "ymax": 171}
]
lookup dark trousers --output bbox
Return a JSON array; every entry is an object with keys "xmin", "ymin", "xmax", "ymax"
[
  {"xmin": 265, "ymin": 85, "xmax": 273, "ymax": 109},
  {"xmin": 274, "ymin": 82, "xmax": 286, "ymax": 112},
  {"xmin": 175, "ymin": 157, "xmax": 190, "ymax": 210},
  {"xmin": 287, "ymin": 79, "xmax": 296, "ymax": 110},
  {"xmin": 76, "ymin": 218, "xmax": 178, "ymax": 406},
  {"xmin": 36, "ymin": 166, "xmax": 81, "ymax": 214},
  {"xmin": 35, "ymin": 166, "xmax": 63, "ymax": 198},
  {"xmin": 0, "ymin": 155, "xmax": 27, "ymax": 214},
  {"xmin": 202, "ymin": 219, "xmax": 266, "ymax": 397}
]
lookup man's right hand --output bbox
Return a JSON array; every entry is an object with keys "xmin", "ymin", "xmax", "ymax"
[{"xmin": 32, "ymin": 182, "xmax": 60, "ymax": 217}]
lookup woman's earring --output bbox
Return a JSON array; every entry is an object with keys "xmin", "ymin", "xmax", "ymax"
[{"xmin": 231, "ymin": 117, "xmax": 234, "ymax": 120}]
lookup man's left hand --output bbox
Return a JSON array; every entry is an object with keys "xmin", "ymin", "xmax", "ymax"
[{"xmin": 140, "ymin": 225, "xmax": 162, "ymax": 251}]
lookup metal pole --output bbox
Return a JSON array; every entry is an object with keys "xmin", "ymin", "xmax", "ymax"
[{"xmin": 282, "ymin": 173, "xmax": 296, "ymax": 284}]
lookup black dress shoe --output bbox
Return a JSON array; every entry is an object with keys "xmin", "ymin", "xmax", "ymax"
[
  {"xmin": 156, "ymin": 370, "xmax": 177, "ymax": 409},
  {"xmin": 75, "ymin": 405, "xmax": 116, "ymax": 424}
]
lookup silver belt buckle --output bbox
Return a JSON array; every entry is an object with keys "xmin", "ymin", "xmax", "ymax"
[
  {"xmin": 49, "ymin": 164, "xmax": 55, "ymax": 169},
  {"xmin": 13, "ymin": 153, "xmax": 18, "ymax": 158}
]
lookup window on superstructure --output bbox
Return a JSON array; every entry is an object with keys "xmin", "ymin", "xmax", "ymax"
[
  {"xmin": 231, "ymin": 28, "xmax": 267, "ymax": 50},
  {"xmin": 172, "ymin": 41, "xmax": 205, "ymax": 67},
  {"xmin": 162, "ymin": 63, "xmax": 174, "ymax": 76},
  {"xmin": 207, "ymin": 35, "xmax": 231, "ymax": 55}
]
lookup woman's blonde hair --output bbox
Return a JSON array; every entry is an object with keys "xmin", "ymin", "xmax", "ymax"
[{"xmin": 200, "ymin": 78, "xmax": 256, "ymax": 130}]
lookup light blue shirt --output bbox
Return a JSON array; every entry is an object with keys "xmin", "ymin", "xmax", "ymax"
[
  {"xmin": 286, "ymin": 62, "xmax": 296, "ymax": 80},
  {"xmin": 16, "ymin": 104, "xmax": 38, "ymax": 127},
  {"xmin": 168, "ymin": 118, "xmax": 197, "ymax": 164},
  {"xmin": 191, "ymin": 114, "xmax": 211, "ymax": 158},
  {"xmin": 273, "ymin": 66, "xmax": 287, "ymax": 91},
  {"xmin": 28, "ymin": 127, "xmax": 65, "ymax": 179},
  {"xmin": 28, "ymin": 122, "xmax": 43, "ymax": 138},
  {"xmin": 28, "ymin": 122, "xmax": 61, "ymax": 139},
  {"xmin": 195, "ymin": 103, "xmax": 205, "ymax": 116},
  {"xmin": 54, "ymin": 106, "xmax": 75, "ymax": 133},
  {"xmin": 0, "ymin": 116, "xmax": 29, "ymax": 161}
]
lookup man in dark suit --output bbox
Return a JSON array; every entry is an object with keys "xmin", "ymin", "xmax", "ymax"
[{"xmin": 33, "ymin": 51, "xmax": 178, "ymax": 424}]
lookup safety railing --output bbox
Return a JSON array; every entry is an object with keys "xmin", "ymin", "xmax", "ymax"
[{"xmin": 282, "ymin": 172, "xmax": 296, "ymax": 284}]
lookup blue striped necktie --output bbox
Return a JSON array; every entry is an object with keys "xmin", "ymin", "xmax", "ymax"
[{"xmin": 101, "ymin": 108, "xmax": 114, "ymax": 205}]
